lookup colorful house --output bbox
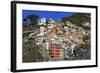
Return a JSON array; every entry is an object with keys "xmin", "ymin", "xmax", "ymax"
[{"xmin": 49, "ymin": 44, "xmax": 64, "ymax": 60}]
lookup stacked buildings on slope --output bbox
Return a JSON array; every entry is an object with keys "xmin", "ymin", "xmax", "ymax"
[{"xmin": 26, "ymin": 17, "xmax": 90, "ymax": 61}]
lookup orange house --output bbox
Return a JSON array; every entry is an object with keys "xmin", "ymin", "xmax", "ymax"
[{"xmin": 49, "ymin": 44, "xmax": 64, "ymax": 60}]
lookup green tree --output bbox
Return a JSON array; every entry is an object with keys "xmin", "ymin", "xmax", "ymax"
[
  {"xmin": 27, "ymin": 14, "xmax": 39, "ymax": 25},
  {"xmin": 23, "ymin": 14, "xmax": 39, "ymax": 30}
]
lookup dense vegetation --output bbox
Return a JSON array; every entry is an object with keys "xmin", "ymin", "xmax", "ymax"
[
  {"xmin": 23, "ymin": 38, "xmax": 43, "ymax": 62},
  {"xmin": 23, "ymin": 14, "xmax": 39, "ymax": 31},
  {"xmin": 61, "ymin": 13, "xmax": 91, "ymax": 29}
]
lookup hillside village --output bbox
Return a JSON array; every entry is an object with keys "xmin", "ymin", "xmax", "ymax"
[{"xmin": 22, "ymin": 13, "xmax": 91, "ymax": 62}]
